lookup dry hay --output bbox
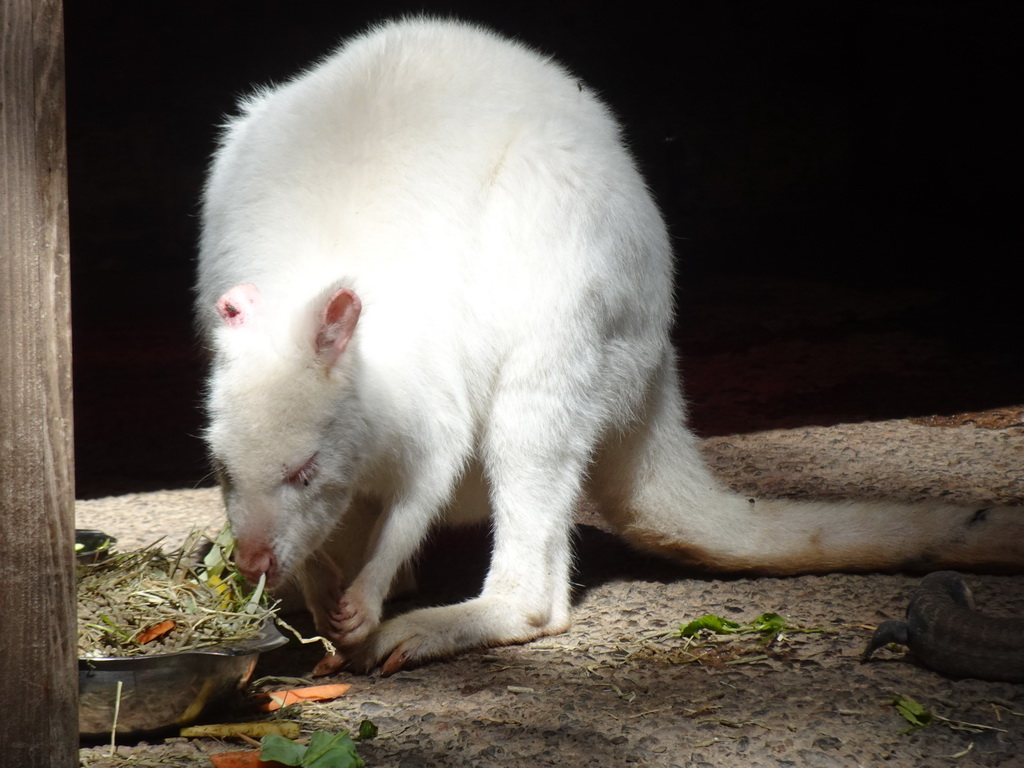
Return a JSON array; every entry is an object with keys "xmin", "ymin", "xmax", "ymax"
[{"xmin": 78, "ymin": 528, "xmax": 277, "ymax": 658}]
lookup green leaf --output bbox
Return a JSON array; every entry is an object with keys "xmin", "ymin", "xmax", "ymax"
[
  {"xmin": 678, "ymin": 610, "xmax": 825, "ymax": 642},
  {"xmin": 355, "ymin": 719, "xmax": 378, "ymax": 740},
  {"xmin": 893, "ymin": 695, "xmax": 933, "ymax": 733},
  {"xmin": 261, "ymin": 733, "xmax": 308, "ymax": 766},
  {"xmin": 261, "ymin": 731, "xmax": 365, "ymax": 768},
  {"xmin": 96, "ymin": 614, "xmax": 133, "ymax": 641},
  {"xmin": 304, "ymin": 731, "xmax": 364, "ymax": 768},
  {"xmin": 750, "ymin": 612, "xmax": 787, "ymax": 634},
  {"xmin": 749, "ymin": 612, "xmax": 788, "ymax": 644},
  {"xmin": 678, "ymin": 614, "xmax": 743, "ymax": 637},
  {"xmin": 202, "ymin": 526, "xmax": 233, "ymax": 574}
]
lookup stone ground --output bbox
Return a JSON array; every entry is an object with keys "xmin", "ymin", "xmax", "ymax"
[
  {"xmin": 74, "ymin": 278, "xmax": 1024, "ymax": 766},
  {"xmin": 77, "ymin": 413, "xmax": 1024, "ymax": 768}
]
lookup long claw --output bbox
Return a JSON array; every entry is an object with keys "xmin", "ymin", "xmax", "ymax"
[
  {"xmin": 312, "ymin": 651, "xmax": 346, "ymax": 677},
  {"xmin": 381, "ymin": 647, "xmax": 411, "ymax": 676}
]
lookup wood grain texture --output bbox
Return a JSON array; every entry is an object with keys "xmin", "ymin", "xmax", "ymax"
[{"xmin": 0, "ymin": 0, "xmax": 78, "ymax": 764}]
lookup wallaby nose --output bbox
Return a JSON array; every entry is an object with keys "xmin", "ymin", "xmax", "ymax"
[{"xmin": 234, "ymin": 540, "xmax": 278, "ymax": 586}]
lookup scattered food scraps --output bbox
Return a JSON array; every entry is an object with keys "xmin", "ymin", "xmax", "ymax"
[{"xmin": 257, "ymin": 684, "xmax": 353, "ymax": 711}]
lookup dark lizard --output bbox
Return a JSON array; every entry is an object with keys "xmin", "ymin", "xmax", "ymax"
[{"xmin": 862, "ymin": 570, "xmax": 1024, "ymax": 683}]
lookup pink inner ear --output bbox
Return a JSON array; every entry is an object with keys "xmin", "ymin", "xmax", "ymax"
[
  {"xmin": 216, "ymin": 283, "xmax": 261, "ymax": 328},
  {"xmin": 316, "ymin": 287, "xmax": 361, "ymax": 366}
]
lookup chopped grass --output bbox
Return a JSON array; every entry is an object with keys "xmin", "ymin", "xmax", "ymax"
[{"xmin": 78, "ymin": 527, "xmax": 277, "ymax": 658}]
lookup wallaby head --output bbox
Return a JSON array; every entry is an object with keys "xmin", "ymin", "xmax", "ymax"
[{"xmin": 204, "ymin": 281, "xmax": 365, "ymax": 588}]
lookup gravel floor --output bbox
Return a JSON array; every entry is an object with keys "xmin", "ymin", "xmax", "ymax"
[{"xmin": 77, "ymin": 412, "xmax": 1024, "ymax": 768}]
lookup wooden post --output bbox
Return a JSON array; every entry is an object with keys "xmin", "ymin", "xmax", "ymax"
[{"xmin": 0, "ymin": 0, "xmax": 78, "ymax": 765}]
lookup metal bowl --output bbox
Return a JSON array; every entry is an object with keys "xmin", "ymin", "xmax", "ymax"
[
  {"xmin": 75, "ymin": 529, "xmax": 117, "ymax": 564},
  {"xmin": 79, "ymin": 621, "xmax": 288, "ymax": 738}
]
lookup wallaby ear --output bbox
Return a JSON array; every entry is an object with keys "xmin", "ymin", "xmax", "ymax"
[
  {"xmin": 216, "ymin": 283, "xmax": 262, "ymax": 328},
  {"xmin": 316, "ymin": 287, "xmax": 361, "ymax": 367}
]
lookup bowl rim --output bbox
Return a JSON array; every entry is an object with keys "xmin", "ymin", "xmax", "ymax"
[
  {"xmin": 75, "ymin": 528, "xmax": 118, "ymax": 560},
  {"xmin": 79, "ymin": 620, "xmax": 288, "ymax": 670}
]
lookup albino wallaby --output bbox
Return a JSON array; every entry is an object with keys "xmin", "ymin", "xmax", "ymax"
[{"xmin": 196, "ymin": 17, "xmax": 1023, "ymax": 675}]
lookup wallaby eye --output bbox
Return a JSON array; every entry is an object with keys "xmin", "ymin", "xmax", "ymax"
[{"xmin": 286, "ymin": 453, "xmax": 319, "ymax": 487}]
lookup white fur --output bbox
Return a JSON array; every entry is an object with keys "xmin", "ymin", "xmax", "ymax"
[{"xmin": 197, "ymin": 17, "xmax": 1023, "ymax": 673}]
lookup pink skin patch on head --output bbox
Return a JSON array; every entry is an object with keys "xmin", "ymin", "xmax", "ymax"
[{"xmin": 216, "ymin": 283, "xmax": 262, "ymax": 328}]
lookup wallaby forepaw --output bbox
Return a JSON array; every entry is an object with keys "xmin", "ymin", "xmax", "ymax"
[
  {"xmin": 343, "ymin": 597, "xmax": 571, "ymax": 674},
  {"xmin": 330, "ymin": 589, "xmax": 380, "ymax": 647}
]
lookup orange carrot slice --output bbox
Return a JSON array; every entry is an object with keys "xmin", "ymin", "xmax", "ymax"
[
  {"xmin": 256, "ymin": 683, "xmax": 352, "ymax": 711},
  {"xmin": 136, "ymin": 619, "xmax": 176, "ymax": 644},
  {"xmin": 209, "ymin": 749, "xmax": 284, "ymax": 768}
]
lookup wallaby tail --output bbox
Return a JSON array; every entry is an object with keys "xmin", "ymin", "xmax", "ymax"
[
  {"xmin": 608, "ymin": 491, "xmax": 1022, "ymax": 575},
  {"xmin": 589, "ymin": 354, "xmax": 1024, "ymax": 575}
]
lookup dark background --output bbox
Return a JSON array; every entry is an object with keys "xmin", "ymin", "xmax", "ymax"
[{"xmin": 63, "ymin": 1, "xmax": 1022, "ymax": 499}]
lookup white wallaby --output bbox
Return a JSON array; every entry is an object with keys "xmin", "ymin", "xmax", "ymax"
[{"xmin": 196, "ymin": 17, "xmax": 1023, "ymax": 675}]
